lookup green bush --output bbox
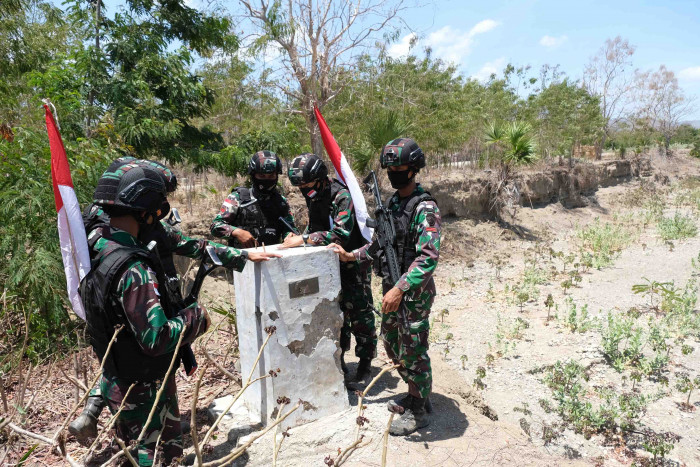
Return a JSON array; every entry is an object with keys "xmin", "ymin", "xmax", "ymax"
[
  {"xmin": 0, "ymin": 127, "xmax": 116, "ymax": 360},
  {"xmin": 657, "ymin": 212, "xmax": 698, "ymax": 240},
  {"xmin": 576, "ymin": 219, "xmax": 633, "ymax": 269}
]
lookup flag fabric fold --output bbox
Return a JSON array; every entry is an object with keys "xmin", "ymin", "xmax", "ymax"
[
  {"xmin": 314, "ymin": 106, "xmax": 374, "ymax": 242},
  {"xmin": 45, "ymin": 102, "xmax": 90, "ymax": 320}
]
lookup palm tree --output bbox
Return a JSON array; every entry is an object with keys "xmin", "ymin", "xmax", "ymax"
[
  {"xmin": 351, "ymin": 110, "xmax": 412, "ymax": 174},
  {"xmin": 484, "ymin": 121, "xmax": 537, "ymax": 221}
]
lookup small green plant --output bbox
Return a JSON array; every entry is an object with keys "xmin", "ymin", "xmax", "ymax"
[
  {"xmin": 444, "ymin": 332, "xmax": 454, "ymax": 357},
  {"xmin": 681, "ymin": 344, "xmax": 694, "ymax": 355},
  {"xmin": 657, "ymin": 212, "xmax": 698, "ymax": 241},
  {"xmin": 544, "ymin": 294, "xmax": 555, "ymax": 323},
  {"xmin": 576, "ymin": 219, "xmax": 634, "ymax": 269},
  {"xmin": 460, "ymin": 354, "xmax": 468, "ymax": 370},
  {"xmin": 641, "ymin": 429, "xmax": 681, "ymax": 465},
  {"xmin": 560, "ymin": 297, "xmax": 593, "ymax": 333},
  {"xmin": 438, "ymin": 308, "xmax": 450, "ymax": 323},
  {"xmin": 600, "ymin": 312, "xmax": 644, "ymax": 371},
  {"xmin": 675, "ymin": 372, "xmax": 700, "ymax": 409},
  {"xmin": 632, "ymin": 277, "xmax": 674, "ymax": 310},
  {"xmin": 560, "ymin": 279, "xmax": 572, "ymax": 295}
]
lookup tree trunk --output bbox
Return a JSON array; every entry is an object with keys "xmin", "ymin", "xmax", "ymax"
[
  {"xmin": 597, "ymin": 132, "xmax": 607, "ymax": 160},
  {"xmin": 304, "ymin": 107, "xmax": 325, "ymax": 157},
  {"xmin": 664, "ymin": 134, "xmax": 671, "ymax": 157}
]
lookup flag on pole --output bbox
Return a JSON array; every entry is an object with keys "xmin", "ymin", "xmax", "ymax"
[
  {"xmin": 45, "ymin": 101, "xmax": 90, "ymax": 320},
  {"xmin": 314, "ymin": 106, "xmax": 374, "ymax": 242}
]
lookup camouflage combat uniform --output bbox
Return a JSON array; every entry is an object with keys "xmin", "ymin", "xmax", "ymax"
[
  {"xmin": 82, "ymin": 224, "xmax": 248, "ymax": 466},
  {"xmin": 307, "ymin": 180, "xmax": 377, "ymax": 360},
  {"xmin": 354, "ymin": 184, "xmax": 441, "ymax": 398},
  {"xmin": 211, "ymin": 186, "xmax": 296, "ymax": 248}
]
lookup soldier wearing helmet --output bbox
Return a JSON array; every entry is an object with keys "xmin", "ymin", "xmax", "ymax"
[
  {"xmin": 284, "ymin": 153, "xmax": 378, "ymax": 386},
  {"xmin": 328, "ymin": 138, "xmax": 442, "ymax": 436},
  {"xmin": 78, "ymin": 160, "xmax": 278, "ymax": 464},
  {"xmin": 211, "ymin": 150, "xmax": 297, "ymax": 248}
]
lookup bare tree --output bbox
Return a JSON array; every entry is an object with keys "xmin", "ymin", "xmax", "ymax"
[
  {"xmin": 635, "ymin": 65, "xmax": 695, "ymax": 155},
  {"xmin": 583, "ymin": 36, "xmax": 636, "ymax": 159},
  {"xmin": 236, "ymin": 0, "xmax": 412, "ymax": 155}
]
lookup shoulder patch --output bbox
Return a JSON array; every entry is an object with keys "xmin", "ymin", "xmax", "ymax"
[{"xmin": 426, "ymin": 212, "xmax": 436, "ymax": 226}]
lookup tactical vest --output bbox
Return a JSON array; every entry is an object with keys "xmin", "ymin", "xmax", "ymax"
[
  {"xmin": 377, "ymin": 191, "xmax": 436, "ymax": 283},
  {"xmin": 83, "ymin": 203, "xmax": 184, "ymax": 305},
  {"xmin": 229, "ymin": 187, "xmax": 286, "ymax": 248},
  {"xmin": 80, "ymin": 232, "xmax": 180, "ymax": 383},
  {"xmin": 307, "ymin": 179, "xmax": 365, "ymax": 252}
]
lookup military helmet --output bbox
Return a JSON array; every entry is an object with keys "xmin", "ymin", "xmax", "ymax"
[
  {"xmin": 93, "ymin": 163, "xmax": 168, "ymax": 218},
  {"xmin": 105, "ymin": 156, "xmax": 178, "ymax": 193},
  {"xmin": 287, "ymin": 153, "xmax": 328, "ymax": 186},
  {"xmin": 380, "ymin": 138, "xmax": 425, "ymax": 169},
  {"xmin": 248, "ymin": 150, "xmax": 282, "ymax": 176}
]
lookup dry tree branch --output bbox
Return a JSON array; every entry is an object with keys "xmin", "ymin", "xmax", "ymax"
[
  {"xmin": 202, "ymin": 401, "xmax": 301, "ymax": 467},
  {"xmin": 52, "ymin": 325, "xmax": 124, "ymax": 442},
  {"xmin": 381, "ymin": 413, "xmax": 395, "ymax": 467},
  {"xmin": 191, "ymin": 364, "xmax": 209, "ymax": 466},
  {"xmin": 23, "ymin": 359, "xmax": 54, "ymax": 412},
  {"xmin": 200, "ymin": 326, "xmax": 277, "ymax": 448},
  {"xmin": 203, "ymin": 346, "xmax": 237, "ymax": 381},
  {"xmin": 114, "ymin": 435, "xmax": 139, "ymax": 466},
  {"xmin": 272, "ymin": 399, "xmax": 290, "ymax": 467},
  {"xmin": 135, "ymin": 325, "xmax": 188, "ymax": 444},
  {"xmin": 59, "ymin": 363, "xmax": 89, "ymax": 393},
  {"xmin": 83, "ymin": 382, "xmax": 137, "ymax": 463},
  {"xmin": 354, "ymin": 364, "xmax": 399, "ymax": 440}
]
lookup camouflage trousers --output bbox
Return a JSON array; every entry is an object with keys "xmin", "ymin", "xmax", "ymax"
[
  {"xmin": 339, "ymin": 266, "xmax": 377, "ymax": 360},
  {"xmin": 100, "ymin": 373, "xmax": 182, "ymax": 466},
  {"xmin": 381, "ymin": 289, "xmax": 434, "ymax": 398}
]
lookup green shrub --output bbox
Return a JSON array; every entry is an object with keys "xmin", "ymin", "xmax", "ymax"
[
  {"xmin": 657, "ymin": 212, "xmax": 698, "ymax": 241},
  {"xmin": 576, "ymin": 219, "xmax": 633, "ymax": 269}
]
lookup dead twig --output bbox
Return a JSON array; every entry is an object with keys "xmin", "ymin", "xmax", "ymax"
[
  {"xmin": 202, "ymin": 402, "xmax": 301, "ymax": 467},
  {"xmin": 381, "ymin": 413, "xmax": 395, "ymax": 467},
  {"xmin": 52, "ymin": 325, "xmax": 124, "ymax": 442},
  {"xmin": 191, "ymin": 364, "xmax": 209, "ymax": 466},
  {"xmin": 59, "ymin": 363, "xmax": 89, "ymax": 393},
  {"xmin": 83, "ymin": 382, "xmax": 137, "ymax": 463},
  {"xmin": 114, "ymin": 435, "xmax": 139, "ymax": 467},
  {"xmin": 201, "ymin": 327, "xmax": 277, "ymax": 448},
  {"xmin": 136, "ymin": 325, "xmax": 188, "ymax": 443}
]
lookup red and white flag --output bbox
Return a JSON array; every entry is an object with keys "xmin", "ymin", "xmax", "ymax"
[
  {"xmin": 314, "ymin": 106, "xmax": 373, "ymax": 242},
  {"xmin": 45, "ymin": 101, "xmax": 90, "ymax": 320}
]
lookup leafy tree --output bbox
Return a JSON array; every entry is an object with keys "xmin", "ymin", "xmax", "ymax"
[{"xmin": 529, "ymin": 78, "xmax": 602, "ymax": 166}]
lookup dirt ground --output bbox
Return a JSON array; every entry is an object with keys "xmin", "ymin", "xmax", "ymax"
[{"xmin": 3, "ymin": 153, "xmax": 700, "ymax": 466}]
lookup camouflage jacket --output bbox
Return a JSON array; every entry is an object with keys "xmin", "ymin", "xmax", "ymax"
[
  {"xmin": 87, "ymin": 226, "xmax": 208, "ymax": 358},
  {"xmin": 308, "ymin": 183, "xmax": 359, "ymax": 249},
  {"xmin": 210, "ymin": 187, "xmax": 296, "ymax": 245},
  {"xmin": 84, "ymin": 204, "xmax": 248, "ymax": 273},
  {"xmin": 354, "ymin": 184, "xmax": 441, "ymax": 298}
]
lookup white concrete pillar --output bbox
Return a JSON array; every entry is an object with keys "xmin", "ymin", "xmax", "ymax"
[{"xmin": 232, "ymin": 245, "xmax": 348, "ymax": 427}]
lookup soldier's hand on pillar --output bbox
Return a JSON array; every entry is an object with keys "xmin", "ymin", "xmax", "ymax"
[
  {"xmin": 326, "ymin": 243, "xmax": 354, "ymax": 262},
  {"xmin": 381, "ymin": 286, "xmax": 404, "ymax": 314},
  {"xmin": 233, "ymin": 229, "xmax": 256, "ymax": 248},
  {"xmin": 280, "ymin": 234, "xmax": 304, "ymax": 249},
  {"xmin": 247, "ymin": 251, "xmax": 282, "ymax": 262}
]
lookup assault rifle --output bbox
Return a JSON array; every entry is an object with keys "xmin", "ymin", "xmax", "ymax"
[
  {"xmin": 363, "ymin": 171, "xmax": 412, "ymax": 343},
  {"xmin": 180, "ymin": 245, "xmax": 223, "ymax": 375}
]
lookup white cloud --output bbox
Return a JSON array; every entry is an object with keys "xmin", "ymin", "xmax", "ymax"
[
  {"xmin": 539, "ymin": 35, "xmax": 568, "ymax": 48},
  {"xmin": 679, "ymin": 66, "xmax": 700, "ymax": 81},
  {"xmin": 388, "ymin": 19, "xmax": 500, "ymax": 65},
  {"xmin": 472, "ymin": 57, "xmax": 507, "ymax": 82},
  {"xmin": 387, "ymin": 32, "xmax": 417, "ymax": 57}
]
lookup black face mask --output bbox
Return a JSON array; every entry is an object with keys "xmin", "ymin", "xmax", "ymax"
[
  {"xmin": 300, "ymin": 180, "xmax": 327, "ymax": 201},
  {"xmin": 254, "ymin": 177, "xmax": 277, "ymax": 193},
  {"xmin": 387, "ymin": 169, "xmax": 415, "ymax": 189}
]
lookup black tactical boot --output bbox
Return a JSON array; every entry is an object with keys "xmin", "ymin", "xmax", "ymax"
[
  {"xmin": 68, "ymin": 395, "xmax": 104, "ymax": 446},
  {"xmin": 387, "ymin": 394, "xmax": 433, "ymax": 414},
  {"xmin": 340, "ymin": 351, "xmax": 349, "ymax": 375},
  {"xmin": 389, "ymin": 396, "xmax": 430, "ymax": 436},
  {"xmin": 354, "ymin": 358, "xmax": 372, "ymax": 383}
]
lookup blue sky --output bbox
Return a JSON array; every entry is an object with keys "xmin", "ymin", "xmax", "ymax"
[
  {"xmin": 394, "ymin": 0, "xmax": 700, "ymax": 118},
  {"xmin": 89, "ymin": 0, "xmax": 700, "ymax": 120}
]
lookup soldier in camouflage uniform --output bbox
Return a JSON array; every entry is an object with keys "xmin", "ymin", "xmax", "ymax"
[
  {"xmin": 211, "ymin": 151, "xmax": 296, "ymax": 248},
  {"xmin": 284, "ymin": 154, "xmax": 377, "ymax": 385},
  {"xmin": 328, "ymin": 138, "xmax": 441, "ymax": 435},
  {"xmin": 79, "ymin": 161, "xmax": 277, "ymax": 465}
]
